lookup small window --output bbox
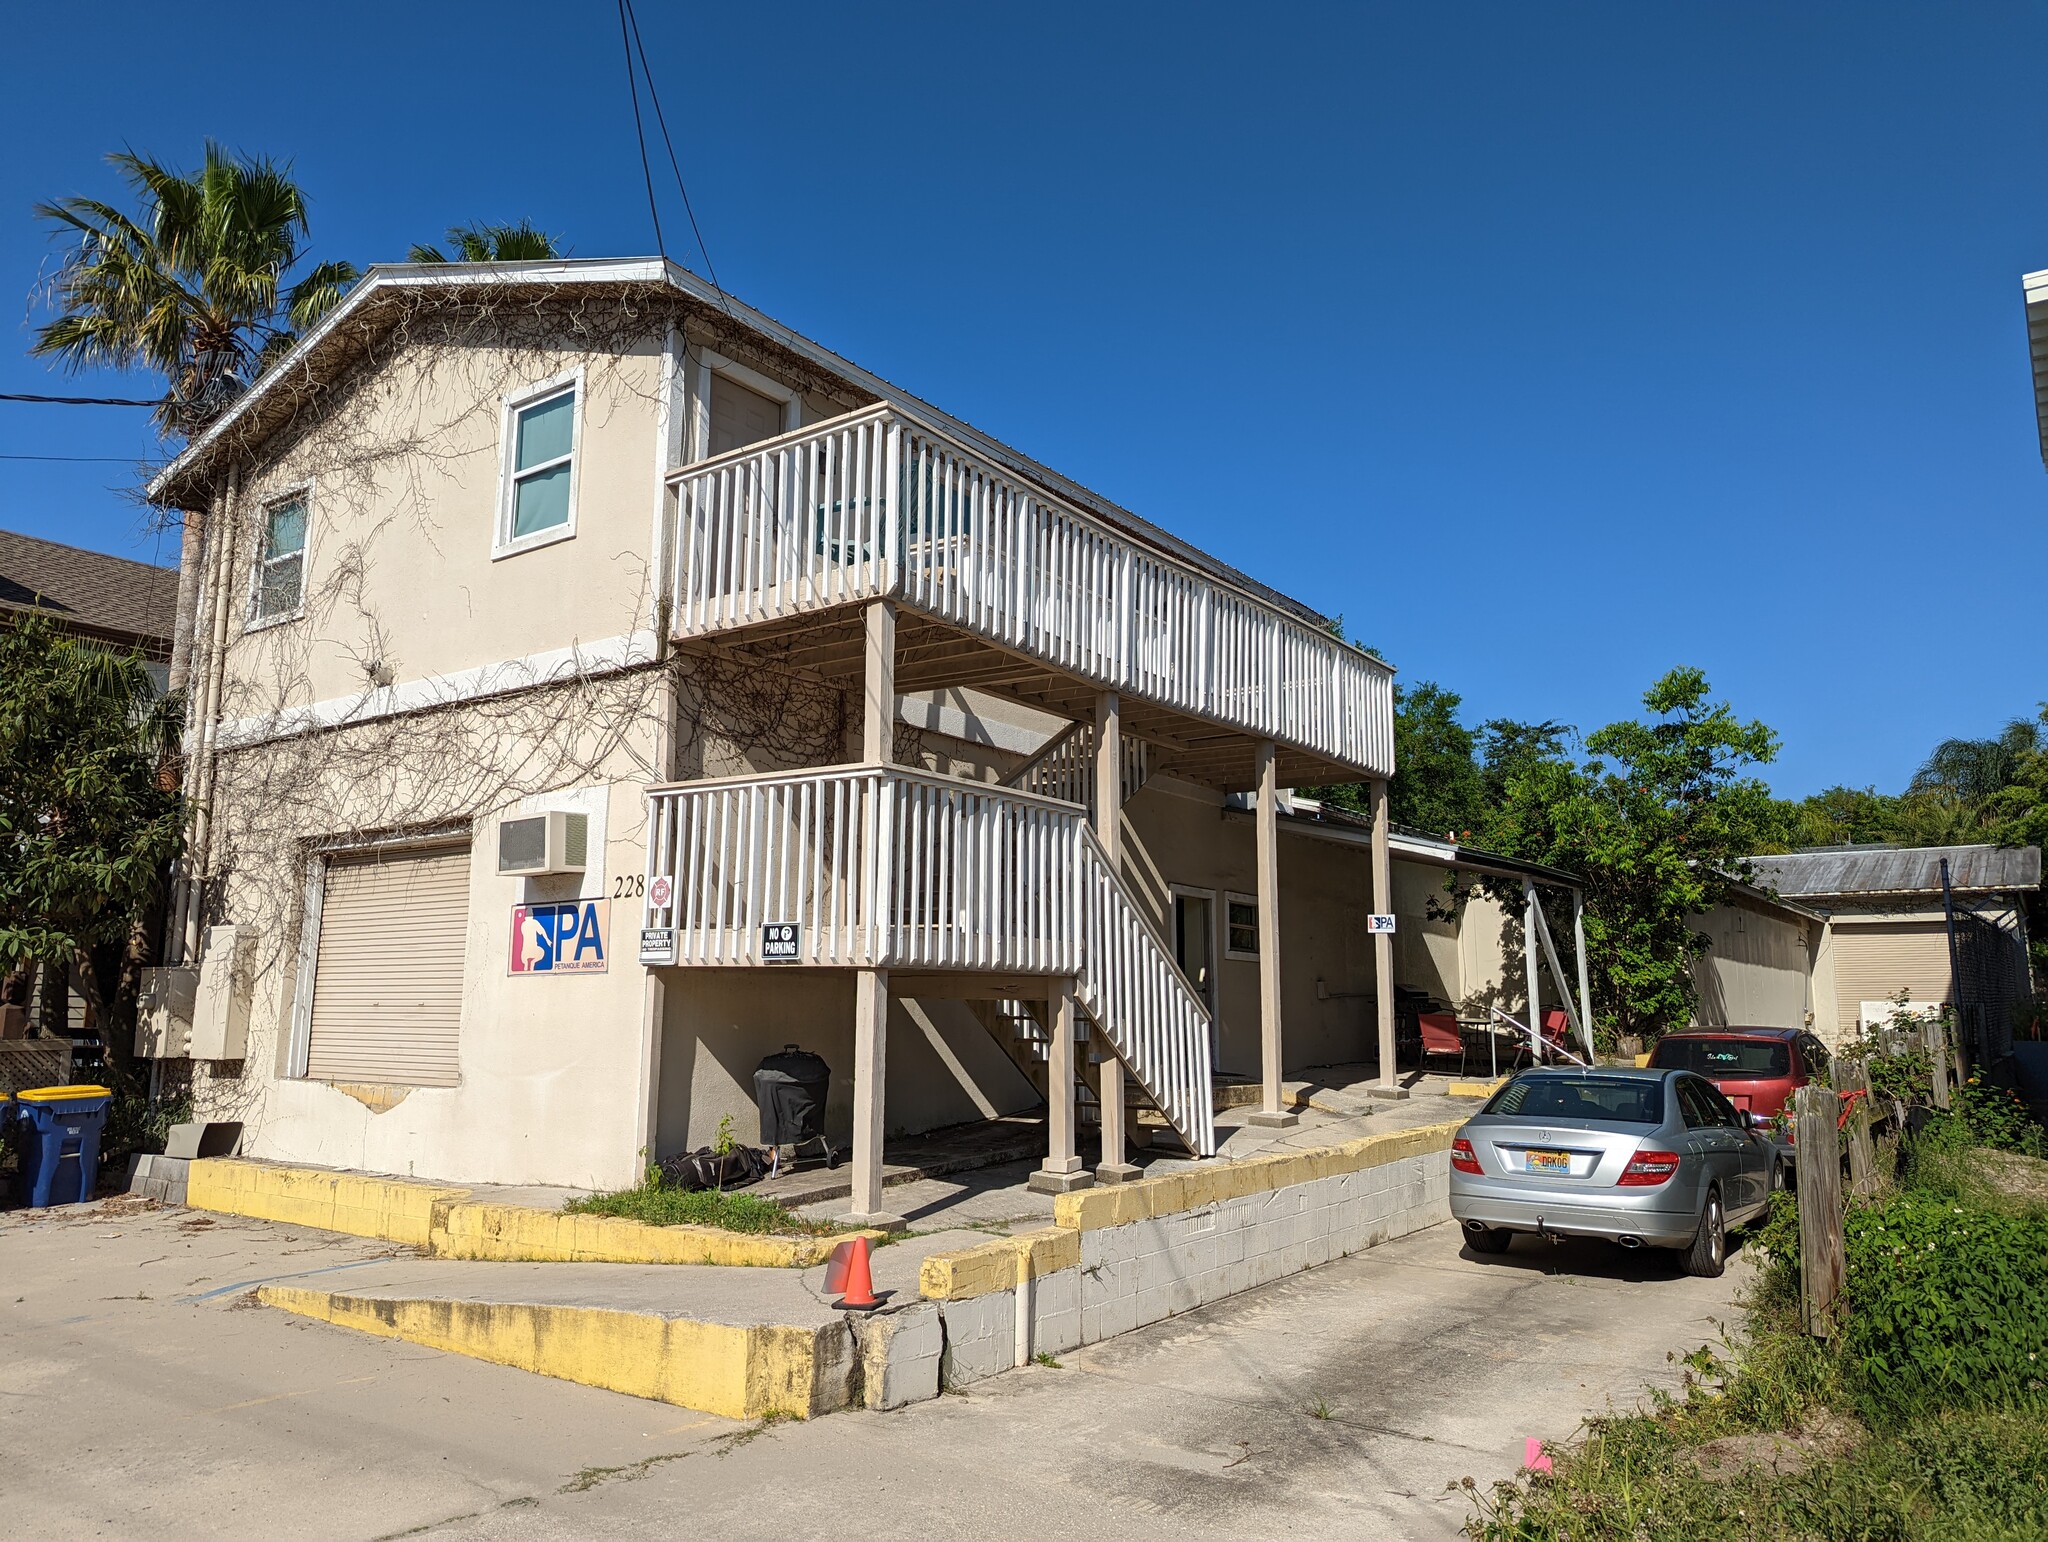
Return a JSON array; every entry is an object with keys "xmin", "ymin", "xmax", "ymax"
[
  {"xmin": 252, "ymin": 495, "xmax": 307, "ymax": 621},
  {"xmin": 500, "ymin": 379, "xmax": 579, "ymax": 551},
  {"xmin": 1225, "ymin": 892, "xmax": 1259, "ymax": 959}
]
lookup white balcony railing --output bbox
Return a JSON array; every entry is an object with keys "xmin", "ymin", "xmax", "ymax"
[
  {"xmin": 668, "ymin": 404, "xmax": 1393, "ymax": 779},
  {"xmin": 643, "ymin": 765, "xmax": 1216, "ymax": 1154}
]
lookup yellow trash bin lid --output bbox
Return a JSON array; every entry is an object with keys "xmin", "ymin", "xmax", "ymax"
[{"xmin": 16, "ymin": 1085, "xmax": 112, "ymax": 1103}]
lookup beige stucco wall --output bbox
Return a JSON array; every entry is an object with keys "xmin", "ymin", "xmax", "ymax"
[
  {"xmin": 1120, "ymin": 785, "xmax": 1379, "ymax": 1077},
  {"xmin": 1689, "ymin": 897, "xmax": 1813, "ymax": 1030},
  {"xmin": 219, "ymin": 324, "xmax": 671, "ymax": 727},
  {"xmin": 197, "ymin": 703, "xmax": 664, "ymax": 1191}
]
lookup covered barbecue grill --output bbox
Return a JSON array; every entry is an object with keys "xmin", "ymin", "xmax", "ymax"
[{"xmin": 754, "ymin": 1045, "xmax": 837, "ymax": 1169}]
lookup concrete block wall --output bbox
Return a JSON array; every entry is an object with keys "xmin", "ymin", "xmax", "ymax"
[{"xmin": 919, "ymin": 1121, "xmax": 1459, "ymax": 1393}]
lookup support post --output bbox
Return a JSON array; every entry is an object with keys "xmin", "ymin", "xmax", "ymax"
[
  {"xmin": 1572, "ymin": 888, "xmax": 1596, "ymax": 1064},
  {"xmin": 1030, "ymin": 978, "xmax": 1092, "ymax": 1193},
  {"xmin": 1794, "ymin": 1083, "xmax": 1845, "ymax": 1337},
  {"xmin": 1248, "ymin": 740, "xmax": 1297, "ymax": 1128},
  {"xmin": 1367, "ymin": 778, "xmax": 1406, "ymax": 1101},
  {"xmin": 847, "ymin": 967, "xmax": 902, "ymax": 1227},
  {"xmin": 1523, "ymin": 877, "xmax": 1543, "ymax": 1063},
  {"xmin": 1093, "ymin": 691, "xmax": 1138, "ymax": 1181},
  {"xmin": 862, "ymin": 599, "xmax": 896, "ymax": 766}
]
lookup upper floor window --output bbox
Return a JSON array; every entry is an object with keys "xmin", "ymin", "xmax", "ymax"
[
  {"xmin": 498, "ymin": 374, "xmax": 580, "ymax": 555},
  {"xmin": 252, "ymin": 494, "xmax": 307, "ymax": 623}
]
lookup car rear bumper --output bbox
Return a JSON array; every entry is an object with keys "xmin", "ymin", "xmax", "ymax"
[{"xmin": 1449, "ymin": 1176, "xmax": 1701, "ymax": 1247}]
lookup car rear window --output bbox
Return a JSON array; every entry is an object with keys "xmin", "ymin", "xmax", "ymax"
[
  {"xmin": 1650, "ymin": 1037, "xmax": 1790, "ymax": 1079},
  {"xmin": 1482, "ymin": 1076, "xmax": 1664, "ymax": 1125}
]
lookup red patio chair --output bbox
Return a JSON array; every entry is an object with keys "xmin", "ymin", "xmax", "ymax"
[
  {"xmin": 1540, "ymin": 1007, "xmax": 1572, "ymax": 1060},
  {"xmin": 1418, "ymin": 1011, "xmax": 1465, "ymax": 1075}
]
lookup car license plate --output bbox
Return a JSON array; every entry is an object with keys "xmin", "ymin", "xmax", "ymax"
[{"xmin": 1525, "ymin": 1149, "xmax": 1571, "ymax": 1174}]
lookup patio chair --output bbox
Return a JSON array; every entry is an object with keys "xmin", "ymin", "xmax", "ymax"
[
  {"xmin": 1417, "ymin": 1011, "xmax": 1466, "ymax": 1075},
  {"xmin": 1540, "ymin": 1007, "xmax": 1572, "ymax": 1060}
]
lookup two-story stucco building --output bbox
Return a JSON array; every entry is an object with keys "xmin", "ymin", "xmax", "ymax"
[{"xmin": 143, "ymin": 258, "xmax": 1417, "ymax": 1222}]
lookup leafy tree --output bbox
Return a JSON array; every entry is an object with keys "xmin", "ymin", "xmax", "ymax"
[
  {"xmin": 1311, "ymin": 680, "xmax": 1487, "ymax": 838},
  {"xmin": 1486, "ymin": 668, "xmax": 1781, "ymax": 1043},
  {"xmin": 410, "ymin": 220, "xmax": 560, "ymax": 263},
  {"xmin": 1477, "ymin": 719, "xmax": 1574, "ymax": 835},
  {"xmin": 0, "ymin": 616, "xmax": 184, "ymax": 1085},
  {"xmin": 34, "ymin": 143, "xmax": 358, "ymax": 435}
]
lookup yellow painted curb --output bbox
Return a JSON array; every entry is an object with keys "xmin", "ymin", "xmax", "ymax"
[
  {"xmin": 1446, "ymin": 1078, "xmax": 1507, "ymax": 1099},
  {"xmin": 187, "ymin": 1158, "xmax": 467, "ymax": 1248},
  {"xmin": 919, "ymin": 1226, "xmax": 1079, "ymax": 1302},
  {"xmin": 257, "ymin": 1286, "xmax": 843, "ymax": 1419},
  {"xmin": 1051, "ymin": 1121, "xmax": 1463, "ymax": 1234},
  {"xmin": 188, "ymin": 1157, "xmax": 877, "ymax": 1268},
  {"xmin": 429, "ymin": 1202, "xmax": 878, "ymax": 1269}
]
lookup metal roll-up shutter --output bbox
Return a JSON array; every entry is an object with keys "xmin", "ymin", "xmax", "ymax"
[
  {"xmin": 307, "ymin": 844, "xmax": 471, "ymax": 1087},
  {"xmin": 1835, "ymin": 922, "xmax": 1954, "ymax": 1036}
]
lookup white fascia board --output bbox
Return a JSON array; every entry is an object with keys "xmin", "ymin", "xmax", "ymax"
[{"xmin": 213, "ymin": 629, "xmax": 657, "ymax": 750}]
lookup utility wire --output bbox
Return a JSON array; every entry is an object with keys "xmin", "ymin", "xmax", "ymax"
[
  {"xmin": 0, "ymin": 452, "xmax": 143, "ymax": 463},
  {"xmin": 617, "ymin": 0, "xmax": 666, "ymax": 261},
  {"xmin": 621, "ymin": 0, "xmax": 735, "ymax": 321},
  {"xmin": 0, "ymin": 391, "xmax": 160, "ymax": 406}
]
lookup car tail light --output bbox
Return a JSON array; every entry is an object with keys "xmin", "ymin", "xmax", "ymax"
[
  {"xmin": 1451, "ymin": 1137, "xmax": 1482, "ymax": 1175},
  {"xmin": 1618, "ymin": 1148, "xmax": 1681, "ymax": 1186}
]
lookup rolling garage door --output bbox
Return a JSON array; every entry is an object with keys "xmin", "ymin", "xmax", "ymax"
[{"xmin": 306, "ymin": 845, "xmax": 471, "ymax": 1086}]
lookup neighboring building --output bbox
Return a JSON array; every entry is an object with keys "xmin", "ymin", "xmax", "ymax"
[
  {"xmin": 1747, "ymin": 843, "xmax": 2042, "ymax": 1053},
  {"xmin": 1687, "ymin": 879, "xmax": 1828, "ymax": 1034},
  {"xmin": 0, "ymin": 526, "xmax": 177, "ymax": 684},
  {"xmin": 0, "ymin": 528, "xmax": 178, "ymax": 1046},
  {"xmin": 139, "ymin": 259, "xmax": 1400, "ymax": 1217}
]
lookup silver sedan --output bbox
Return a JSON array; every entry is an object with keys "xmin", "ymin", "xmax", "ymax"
[{"xmin": 1447, "ymin": 1066, "xmax": 1779, "ymax": 1277}]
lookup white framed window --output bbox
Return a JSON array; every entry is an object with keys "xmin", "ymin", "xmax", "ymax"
[
  {"xmin": 1225, "ymin": 891, "xmax": 1260, "ymax": 960},
  {"xmin": 496, "ymin": 371, "xmax": 582, "ymax": 557},
  {"xmin": 249, "ymin": 490, "xmax": 309, "ymax": 626}
]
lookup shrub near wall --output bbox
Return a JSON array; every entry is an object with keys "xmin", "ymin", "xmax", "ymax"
[{"xmin": 1843, "ymin": 1191, "xmax": 2048, "ymax": 1427}]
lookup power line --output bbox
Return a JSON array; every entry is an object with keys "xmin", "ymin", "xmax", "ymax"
[
  {"xmin": 621, "ymin": 0, "xmax": 733, "ymax": 319},
  {"xmin": 0, "ymin": 452, "xmax": 142, "ymax": 463},
  {"xmin": 617, "ymin": 0, "xmax": 666, "ymax": 261},
  {"xmin": 0, "ymin": 391, "xmax": 160, "ymax": 407}
]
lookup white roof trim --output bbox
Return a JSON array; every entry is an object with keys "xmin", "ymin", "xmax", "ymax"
[{"xmin": 147, "ymin": 258, "xmax": 1366, "ymax": 642}]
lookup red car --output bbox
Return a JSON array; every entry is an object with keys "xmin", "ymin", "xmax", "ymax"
[{"xmin": 1647, "ymin": 1026, "xmax": 1831, "ymax": 1121}]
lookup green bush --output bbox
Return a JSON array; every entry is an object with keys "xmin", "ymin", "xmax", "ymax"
[
  {"xmin": 1843, "ymin": 1191, "xmax": 2048, "ymax": 1428},
  {"xmin": 1949, "ymin": 1077, "xmax": 2043, "ymax": 1157}
]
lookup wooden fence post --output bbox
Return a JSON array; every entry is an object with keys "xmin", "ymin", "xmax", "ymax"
[
  {"xmin": 1794, "ymin": 1083, "xmax": 1845, "ymax": 1339},
  {"xmin": 1841, "ymin": 1059, "xmax": 1878, "ymax": 1202},
  {"xmin": 1925, "ymin": 1017, "xmax": 1951, "ymax": 1111}
]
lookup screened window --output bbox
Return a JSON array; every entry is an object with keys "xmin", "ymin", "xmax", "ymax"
[
  {"xmin": 253, "ymin": 496, "xmax": 307, "ymax": 621},
  {"xmin": 1225, "ymin": 893, "xmax": 1259, "ymax": 959},
  {"xmin": 504, "ymin": 384, "xmax": 577, "ymax": 544}
]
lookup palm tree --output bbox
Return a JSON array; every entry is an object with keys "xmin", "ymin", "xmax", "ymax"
[
  {"xmin": 34, "ymin": 143, "xmax": 358, "ymax": 694},
  {"xmin": 1909, "ymin": 719, "xmax": 2041, "ymax": 808},
  {"xmin": 409, "ymin": 220, "xmax": 560, "ymax": 263},
  {"xmin": 34, "ymin": 143, "xmax": 358, "ymax": 438}
]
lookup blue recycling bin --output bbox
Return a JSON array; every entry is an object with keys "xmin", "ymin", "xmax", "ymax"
[{"xmin": 13, "ymin": 1085, "xmax": 111, "ymax": 1207}]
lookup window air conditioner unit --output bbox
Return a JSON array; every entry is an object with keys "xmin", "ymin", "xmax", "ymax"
[{"xmin": 498, "ymin": 810, "xmax": 589, "ymax": 877}]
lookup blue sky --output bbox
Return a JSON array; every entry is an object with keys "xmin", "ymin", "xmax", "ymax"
[{"xmin": 3, "ymin": 3, "xmax": 2044, "ymax": 799}]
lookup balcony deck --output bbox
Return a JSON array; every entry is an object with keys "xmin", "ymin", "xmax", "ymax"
[{"xmin": 666, "ymin": 404, "xmax": 1393, "ymax": 791}]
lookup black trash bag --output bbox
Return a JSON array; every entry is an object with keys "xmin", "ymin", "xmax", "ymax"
[{"xmin": 657, "ymin": 1144, "xmax": 774, "ymax": 1192}]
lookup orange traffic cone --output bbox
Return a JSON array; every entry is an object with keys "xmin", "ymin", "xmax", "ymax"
[{"xmin": 825, "ymin": 1235, "xmax": 882, "ymax": 1311}]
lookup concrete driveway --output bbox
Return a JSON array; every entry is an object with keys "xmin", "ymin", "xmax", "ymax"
[{"xmin": 2, "ymin": 1198, "xmax": 1749, "ymax": 1540}]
